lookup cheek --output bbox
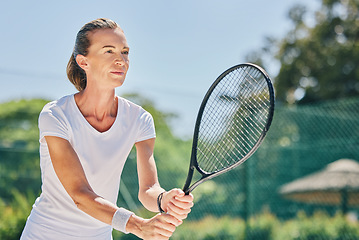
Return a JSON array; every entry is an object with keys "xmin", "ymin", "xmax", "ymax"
[
  {"xmin": 124, "ymin": 59, "xmax": 130, "ymax": 70},
  {"xmin": 125, "ymin": 57, "xmax": 130, "ymax": 65}
]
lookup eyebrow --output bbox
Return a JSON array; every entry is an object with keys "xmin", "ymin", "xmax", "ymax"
[{"xmin": 102, "ymin": 45, "xmax": 129, "ymax": 49}]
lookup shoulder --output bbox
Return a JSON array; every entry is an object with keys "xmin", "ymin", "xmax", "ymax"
[
  {"xmin": 117, "ymin": 96, "xmax": 150, "ymax": 116},
  {"xmin": 118, "ymin": 96, "xmax": 142, "ymax": 109},
  {"xmin": 38, "ymin": 95, "xmax": 75, "ymax": 142},
  {"xmin": 41, "ymin": 95, "xmax": 73, "ymax": 114},
  {"xmin": 117, "ymin": 96, "xmax": 154, "ymax": 124},
  {"xmin": 39, "ymin": 94, "xmax": 74, "ymax": 125}
]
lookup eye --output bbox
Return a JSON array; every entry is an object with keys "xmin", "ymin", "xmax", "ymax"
[
  {"xmin": 122, "ymin": 50, "xmax": 129, "ymax": 55},
  {"xmin": 106, "ymin": 49, "xmax": 114, "ymax": 54}
]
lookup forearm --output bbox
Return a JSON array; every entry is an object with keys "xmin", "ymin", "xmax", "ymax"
[
  {"xmin": 135, "ymin": 139, "xmax": 166, "ymax": 212},
  {"xmin": 138, "ymin": 183, "xmax": 165, "ymax": 212},
  {"xmin": 75, "ymin": 190, "xmax": 154, "ymax": 236},
  {"xmin": 73, "ymin": 188, "xmax": 120, "ymax": 225}
]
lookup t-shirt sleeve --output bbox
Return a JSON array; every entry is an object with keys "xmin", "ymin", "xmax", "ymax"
[
  {"xmin": 38, "ymin": 105, "xmax": 70, "ymax": 144},
  {"xmin": 135, "ymin": 110, "xmax": 156, "ymax": 143}
]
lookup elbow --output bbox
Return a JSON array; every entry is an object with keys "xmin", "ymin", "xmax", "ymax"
[
  {"xmin": 71, "ymin": 192, "xmax": 87, "ymax": 209},
  {"xmin": 69, "ymin": 187, "xmax": 95, "ymax": 210},
  {"xmin": 72, "ymin": 195, "xmax": 84, "ymax": 209}
]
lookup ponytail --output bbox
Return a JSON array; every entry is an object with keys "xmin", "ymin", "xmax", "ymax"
[
  {"xmin": 66, "ymin": 18, "xmax": 120, "ymax": 91},
  {"xmin": 66, "ymin": 53, "xmax": 87, "ymax": 91}
]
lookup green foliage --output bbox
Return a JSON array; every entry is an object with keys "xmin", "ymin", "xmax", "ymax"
[
  {"xmin": 0, "ymin": 98, "xmax": 48, "ymax": 149},
  {"xmin": 281, "ymin": 211, "xmax": 332, "ymax": 240},
  {"xmin": 171, "ymin": 216, "xmax": 244, "ymax": 240},
  {"xmin": 0, "ymin": 191, "xmax": 35, "ymax": 240},
  {"xmin": 1, "ymin": 95, "xmax": 359, "ymax": 240},
  {"xmin": 0, "ymin": 99, "xmax": 47, "ymax": 239},
  {"xmin": 247, "ymin": 211, "xmax": 279, "ymax": 240},
  {"xmin": 119, "ymin": 212, "xmax": 358, "ymax": 240},
  {"xmin": 119, "ymin": 97, "xmax": 359, "ymax": 225},
  {"xmin": 277, "ymin": 211, "xmax": 359, "ymax": 240},
  {"xmin": 0, "ymin": 99, "xmax": 47, "ymax": 201},
  {"xmin": 246, "ymin": 0, "xmax": 359, "ymax": 105}
]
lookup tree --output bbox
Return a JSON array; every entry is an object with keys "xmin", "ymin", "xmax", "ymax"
[
  {"xmin": 0, "ymin": 99, "xmax": 48, "ymax": 201},
  {"xmin": 246, "ymin": 0, "xmax": 359, "ymax": 105}
]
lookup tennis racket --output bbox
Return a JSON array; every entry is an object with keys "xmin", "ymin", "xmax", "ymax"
[{"xmin": 183, "ymin": 63, "xmax": 275, "ymax": 194}]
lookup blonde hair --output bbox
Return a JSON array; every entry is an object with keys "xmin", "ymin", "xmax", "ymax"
[{"xmin": 66, "ymin": 18, "xmax": 119, "ymax": 91}]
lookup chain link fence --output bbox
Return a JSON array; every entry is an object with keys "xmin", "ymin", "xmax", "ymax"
[
  {"xmin": 118, "ymin": 98, "xmax": 359, "ymax": 239},
  {"xmin": 1, "ymin": 98, "xmax": 358, "ymax": 239}
]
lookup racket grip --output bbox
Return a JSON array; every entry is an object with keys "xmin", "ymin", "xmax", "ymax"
[{"xmin": 183, "ymin": 188, "xmax": 191, "ymax": 195}]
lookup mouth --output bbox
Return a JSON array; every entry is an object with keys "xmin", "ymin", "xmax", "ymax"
[{"xmin": 110, "ymin": 71, "xmax": 125, "ymax": 76}]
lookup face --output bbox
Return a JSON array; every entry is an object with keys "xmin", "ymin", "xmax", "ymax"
[{"xmin": 77, "ymin": 28, "xmax": 130, "ymax": 90}]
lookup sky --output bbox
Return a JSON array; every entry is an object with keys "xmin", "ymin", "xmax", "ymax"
[{"xmin": 0, "ymin": 0, "xmax": 320, "ymax": 137}]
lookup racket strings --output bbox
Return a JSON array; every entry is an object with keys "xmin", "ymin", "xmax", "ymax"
[{"xmin": 196, "ymin": 66, "xmax": 271, "ymax": 173}]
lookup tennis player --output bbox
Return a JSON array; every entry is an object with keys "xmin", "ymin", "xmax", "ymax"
[{"xmin": 20, "ymin": 18, "xmax": 193, "ymax": 240}]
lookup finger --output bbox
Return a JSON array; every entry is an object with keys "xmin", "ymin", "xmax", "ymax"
[
  {"xmin": 149, "ymin": 215, "xmax": 177, "ymax": 238},
  {"xmin": 171, "ymin": 198, "xmax": 194, "ymax": 209},
  {"xmin": 154, "ymin": 224, "xmax": 175, "ymax": 238},
  {"xmin": 162, "ymin": 189, "xmax": 186, "ymax": 213},
  {"xmin": 159, "ymin": 213, "xmax": 183, "ymax": 227},
  {"xmin": 166, "ymin": 188, "xmax": 184, "ymax": 200},
  {"xmin": 142, "ymin": 218, "xmax": 173, "ymax": 240},
  {"xmin": 166, "ymin": 210, "xmax": 188, "ymax": 221},
  {"xmin": 175, "ymin": 192, "xmax": 194, "ymax": 202},
  {"xmin": 167, "ymin": 203, "xmax": 191, "ymax": 220}
]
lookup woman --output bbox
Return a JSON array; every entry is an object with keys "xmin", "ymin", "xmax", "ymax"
[{"xmin": 20, "ymin": 18, "xmax": 193, "ymax": 240}]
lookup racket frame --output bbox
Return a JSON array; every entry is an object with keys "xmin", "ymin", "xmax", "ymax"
[{"xmin": 183, "ymin": 63, "xmax": 275, "ymax": 194}]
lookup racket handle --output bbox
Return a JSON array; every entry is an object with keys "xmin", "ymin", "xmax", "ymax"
[
  {"xmin": 183, "ymin": 167, "xmax": 194, "ymax": 195},
  {"xmin": 183, "ymin": 188, "xmax": 191, "ymax": 195}
]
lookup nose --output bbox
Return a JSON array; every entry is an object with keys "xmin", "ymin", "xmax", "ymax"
[
  {"xmin": 115, "ymin": 53, "xmax": 127, "ymax": 65},
  {"xmin": 115, "ymin": 57, "xmax": 124, "ymax": 65}
]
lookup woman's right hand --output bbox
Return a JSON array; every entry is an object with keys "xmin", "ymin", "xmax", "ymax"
[{"xmin": 127, "ymin": 213, "xmax": 182, "ymax": 240}]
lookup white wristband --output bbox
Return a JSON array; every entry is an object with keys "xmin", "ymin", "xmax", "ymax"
[{"xmin": 111, "ymin": 208, "xmax": 134, "ymax": 234}]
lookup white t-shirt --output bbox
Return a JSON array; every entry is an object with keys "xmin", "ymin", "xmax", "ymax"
[{"xmin": 21, "ymin": 94, "xmax": 156, "ymax": 239}]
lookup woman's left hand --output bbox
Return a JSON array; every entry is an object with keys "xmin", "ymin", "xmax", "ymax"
[{"xmin": 161, "ymin": 189, "xmax": 194, "ymax": 221}]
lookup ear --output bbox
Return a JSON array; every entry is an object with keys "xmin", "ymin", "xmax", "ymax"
[{"xmin": 76, "ymin": 54, "xmax": 89, "ymax": 71}]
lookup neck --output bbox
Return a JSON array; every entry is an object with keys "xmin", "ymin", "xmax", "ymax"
[{"xmin": 74, "ymin": 87, "xmax": 117, "ymax": 121}]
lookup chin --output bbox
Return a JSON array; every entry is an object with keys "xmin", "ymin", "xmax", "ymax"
[
  {"xmin": 115, "ymin": 80, "xmax": 125, "ymax": 88},
  {"xmin": 110, "ymin": 76, "xmax": 126, "ymax": 88}
]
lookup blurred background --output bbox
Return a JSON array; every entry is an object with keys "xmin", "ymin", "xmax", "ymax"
[{"xmin": 1, "ymin": 0, "xmax": 358, "ymax": 239}]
